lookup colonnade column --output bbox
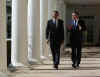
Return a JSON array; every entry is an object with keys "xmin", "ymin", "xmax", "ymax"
[
  {"xmin": 48, "ymin": 0, "xmax": 58, "ymax": 19},
  {"xmin": 40, "ymin": 0, "xmax": 49, "ymax": 60},
  {"xmin": 11, "ymin": 0, "xmax": 28, "ymax": 66},
  {"xmin": 0, "ymin": 0, "xmax": 7, "ymax": 72},
  {"xmin": 27, "ymin": 0, "xmax": 40, "ymax": 63}
]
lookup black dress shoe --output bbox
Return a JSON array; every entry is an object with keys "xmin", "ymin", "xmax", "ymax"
[
  {"xmin": 54, "ymin": 65, "xmax": 58, "ymax": 70},
  {"xmin": 72, "ymin": 64, "xmax": 76, "ymax": 68},
  {"xmin": 76, "ymin": 64, "xmax": 80, "ymax": 68}
]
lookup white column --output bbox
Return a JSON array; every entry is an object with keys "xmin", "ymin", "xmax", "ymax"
[
  {"xmin": 0, "ymin": 0, "xmax": 7, "ymax": 72},
  {"xmin": 56, "ymin": 0, "xmax": 65, "ymax": 20},
  {"xmin": 63, "ymin": 2, "xmax": 67, "ymax": 47},
  {"xmin": 48, "ymin": 0, "xmax": 66, "ymax": 25},
  {"xmin": 40, "ymin": 0, "xmax": 49, "ymax": 60},
  {"xmin": 11, "ymin": 0, "xmax": 28, "ymax": 66},
  {"xmin": 28, "ymin": 0, "xmax": 40, "ymax": 63},
  {"xmin": 48, "ymin": 0, "xmax": 58, "ymax": 19}
]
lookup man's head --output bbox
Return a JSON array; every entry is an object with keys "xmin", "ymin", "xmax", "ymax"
[
  {"xmin": 72, "ymin": 11, "xmax": 79, "ymax": 20},
  {"xmin": 52, "ymin": 10, "xmax": 59, "ymax": 19}
]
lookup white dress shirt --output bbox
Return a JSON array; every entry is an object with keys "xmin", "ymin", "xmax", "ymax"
[{"xmin": 53, "ymin": 18, "xmax": 58, "ymax": 28}]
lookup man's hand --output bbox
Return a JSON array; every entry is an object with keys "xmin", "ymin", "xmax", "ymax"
[
  {"xmin": 78, "ymin": 24, "xmax": 82, "ymax": 31},
  {"xmin": 46, "ymin": 40, "xmax": 49, "ymax": 44}
]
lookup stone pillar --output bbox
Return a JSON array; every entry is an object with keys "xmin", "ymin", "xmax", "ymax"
[
  {"xmin": 28, "ymin": 0, "xmax": 40, "ymax": 63},
  {"xmin": 0, "ymin": 0, "xmax": 7, "ymax": 72},
  {"xmin": 40, "ymin": 0, "xmax": 49, "ymax": 60},
  {"xmin": 56, "ymin": 0, "xmax": 64, "ymax": 19},
  {"xmin": 48, "ymin": 0, "xmax": 58, "ymax": 19},
  {"xmin": 11, "ymin": 0, "xmax": 28, "ymax": 66}
]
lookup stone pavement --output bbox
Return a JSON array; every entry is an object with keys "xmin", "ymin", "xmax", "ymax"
[
  {"xmin": 0, "ymin": 72, "xmax": 8, "ymax": 77},
  {"xmin": 8, "ymin": 47, "xmax": 100, "ymax": 77}
]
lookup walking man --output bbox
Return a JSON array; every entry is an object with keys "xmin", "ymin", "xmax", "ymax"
[
  {"xmin": 46, "ymin": 10, "xmax": 64, "ymax": 69},
  {"xmin": 68, "ymin": 11, "xmax": 86, "ymax": 68}
]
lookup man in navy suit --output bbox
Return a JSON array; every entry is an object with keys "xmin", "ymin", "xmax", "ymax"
[
  {"xmin": 68, "ymin": 11, "xmax": 86, "ymax": 68},
  {"xmin": 46, "ymin": 11, "xmax": 64, "ymax": 70}
]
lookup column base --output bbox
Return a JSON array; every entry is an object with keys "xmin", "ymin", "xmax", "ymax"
[
  {"xmin": 11, "ymin": 62, "xmax": 24, "ymax": 67},
  {"xmin": 49, "ymin": 54, "xmax": 52, "ymax": 57},
  {"xmin": 40, "ymin": 56, "xmax": 48, "ymax": 60},
  {"xmin": 28, "ymin": 58, "xmax": 40, "ymax": 65}
]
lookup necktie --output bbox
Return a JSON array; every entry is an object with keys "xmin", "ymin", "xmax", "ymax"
[
  {"xmin": 75, "ymin": 20, "xmax": 76, "ymax": 26},
  {"xmin": 74, "ymin": 20, "xmax": 77, "ymax": 29}
]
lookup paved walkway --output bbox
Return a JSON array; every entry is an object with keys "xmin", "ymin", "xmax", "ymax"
[{"xmin": 8, "ymin": 47, "xmax": 100, "ymax": 77}]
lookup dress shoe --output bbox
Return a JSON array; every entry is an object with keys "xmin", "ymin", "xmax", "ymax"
[
  {"xmin": 54, "ymin": 65, "xmax": 58, "ymax": 70},
  {"xmin": 76, "ymin": 64, "xmax": 80, "ymax": 68},
  {"xmin": 72, "ymin": 64, "xmax": 76, "ymax": 68}
]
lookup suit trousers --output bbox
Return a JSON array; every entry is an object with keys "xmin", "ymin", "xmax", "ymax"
[
  {"xmin": 71, "ymin": 45, "xmax": 82, "ymax": 65},
  {"xmin": 50, "ymin": 39, "xmax": 61, "ymax": 65}
]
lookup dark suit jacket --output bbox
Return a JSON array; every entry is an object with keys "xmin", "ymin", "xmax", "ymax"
[
  {"xmin": 69, "ymin": 19, "xmax": 86, "ymax": 47},
  {"xmin": 46, "ymin": 19, "xmax": 64, "ymax": 43}
]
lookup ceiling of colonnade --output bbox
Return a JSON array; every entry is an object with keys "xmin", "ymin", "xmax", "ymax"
[{"xmin": 65, "ymin": 0, "xmax": 100, "ymax": 5}]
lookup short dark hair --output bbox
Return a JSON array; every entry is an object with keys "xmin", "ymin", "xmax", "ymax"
[
  {"xmin": 53, "ymin": 10, "xmax": 59, "ymax": 14},
  {"xmin": 73, "ymin": 9, "xmax": 79, "ymax": 16},
  {"xmin": 74, "ymin": 11, "xmax": 79, "ymax": 16}
]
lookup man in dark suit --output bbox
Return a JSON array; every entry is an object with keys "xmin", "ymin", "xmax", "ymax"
[
  {"xmin": 46, "ymin": 10, "xmax": 64, "ymax": 69},
  {"xmin": 68, "ymin": 11, "xmax": 86, "ymax": 68}
]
